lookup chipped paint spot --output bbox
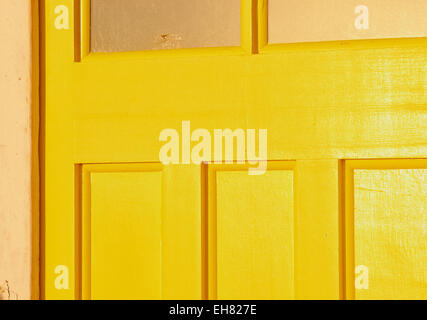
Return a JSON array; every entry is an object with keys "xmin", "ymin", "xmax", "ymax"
[{"xmin": 153, "ymin": 33, "xmax": 183, "ymax": 50}]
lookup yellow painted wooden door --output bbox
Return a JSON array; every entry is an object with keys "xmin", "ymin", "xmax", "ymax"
[{"xmin": 41, "ymin": 0, "xmax": 427, "ymax": 300}]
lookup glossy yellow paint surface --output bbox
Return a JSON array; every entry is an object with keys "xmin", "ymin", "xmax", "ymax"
[
  {"xmin": 88, "ymin": 170, "xmax": 163, "ymax": 300},
  {"xmin": 354, "ymin": 168, "xmax": 426, "ymax": 300},
  {"xmin": 42, "ymin": 0, "xmax": 426, "ymax": 299},
  {"xmin": 294, "ymin": 160, "xmax": 341, "ymax": 299},
  {"xmin": 215, "ymin": 168, "xmax": 294, "ymax": 299},
  {"xmin": 345, "ymin": 160, "xmax": 427, "ymax": 300},
  {"xmin": 78, "ymin": 163, "xmax": 202, "ymax": 300}
]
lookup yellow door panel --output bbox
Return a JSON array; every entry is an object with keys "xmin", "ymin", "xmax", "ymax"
[
  {"xmin": 345, "ymin": 160, "xmax": 427, "ymax": 300},
  {"xmin": 41, "ymin": 0, "xmax": 426, "ymax": 299},
  {"xmin": 206, "ymin": 160, "xmax": 344, "ymax": 299},
  {"xmin": 208, "ymin": 163, "xmax": 295, "ymax": 299},
  {"xmin": 87, "ymin": 170, "xmax": 163, "ymax": 300},
  {"xmin": 77, "ymin": 164, "xmax": 202, "ymax": 300}
]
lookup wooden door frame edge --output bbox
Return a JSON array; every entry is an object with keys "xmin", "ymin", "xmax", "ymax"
[{"xmin": 32, "ymin": 0, "xmax": 41, "ymax": 300}]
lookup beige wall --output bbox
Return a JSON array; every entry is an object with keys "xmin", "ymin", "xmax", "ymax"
[{"xmin": 0, "ymin": 0, "xmax": 37, "ymax": 300}]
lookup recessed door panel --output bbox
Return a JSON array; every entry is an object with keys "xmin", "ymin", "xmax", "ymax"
[
  {"xmin": 346, "ymin": 160, "xmax": 427, "ymax": 300},
  {"xmin": 354, "ymin": 168, "xmax": 426, "ymax": 300},
  {"xmin": 208, "ymin": 164, "xmax": 295, "ymax": 299},
  {"xmin": 84, "ymin": 167, "xmax": 163, "ymax": 300},
  {"xmin": 79, "ymin": 164, "xmax": 202, "ymax": 300}
]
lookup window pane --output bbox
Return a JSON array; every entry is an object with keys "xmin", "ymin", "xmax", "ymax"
[
  {"xmin": 90, "ymin": 0, "xmax": 241, "ymax": 53},
  {"xmin": 269, "ymin": 0, "xmax": 427, "ymax": 44}
]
